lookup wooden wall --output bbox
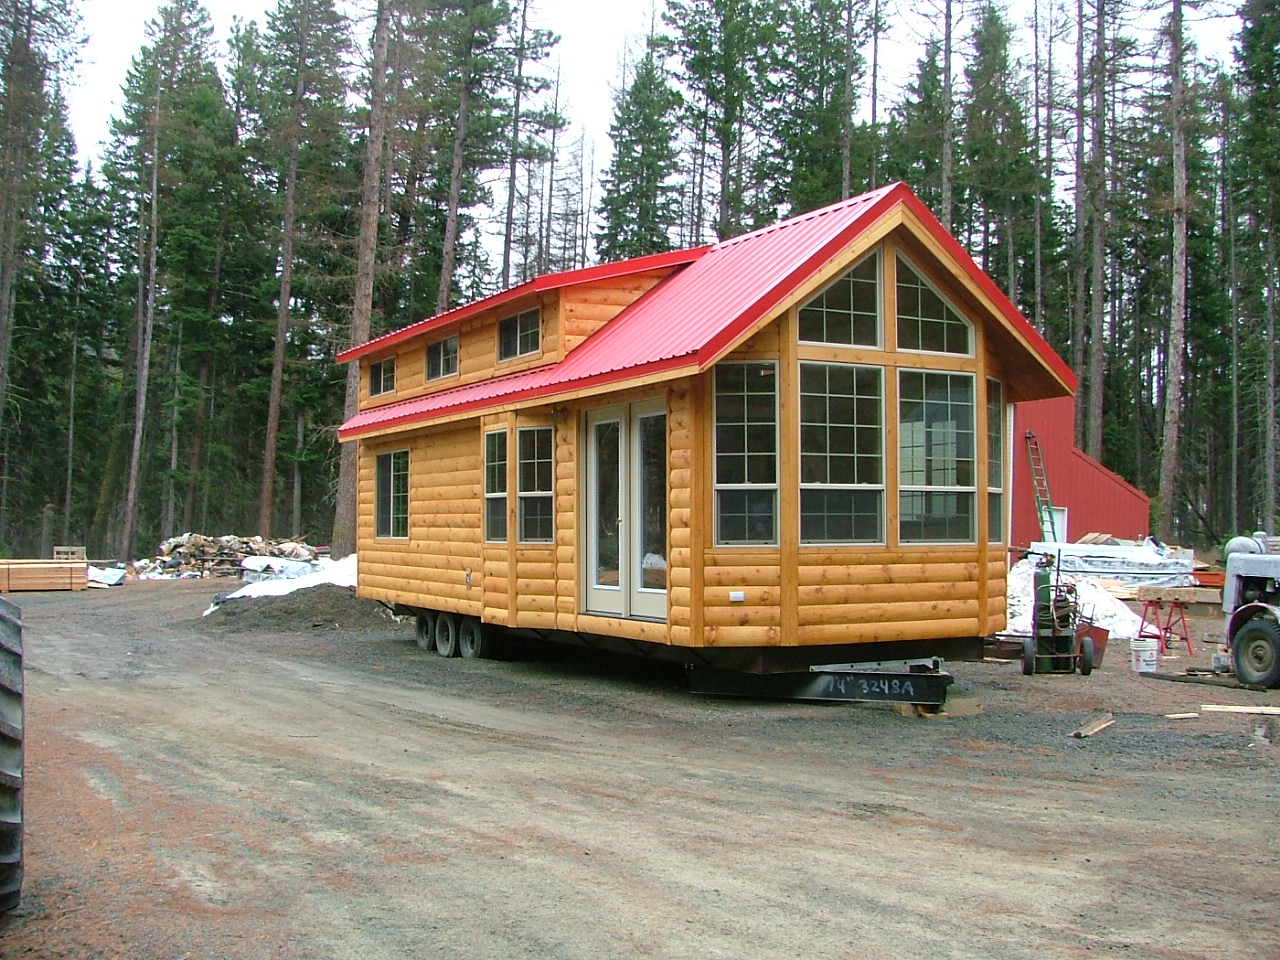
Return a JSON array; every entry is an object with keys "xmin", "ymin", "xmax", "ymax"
[
  {"xmin": 356, "ymin": 421, "xmax": 484, "ymax": 616},
  {"xmin": 352, "ymin": 227, "xmax": 1030, "ymax": 654}
]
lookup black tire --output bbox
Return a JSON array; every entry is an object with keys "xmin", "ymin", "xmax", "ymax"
[
  {"xmin": 458, "ymin": 617, "xmax": 493, "ymax": 659},
  {"xmin": 1231, "ymin": 618, "xmax": 1280, "ymax": 688},
  {"xmin": 433, "ymin": 612, "xmax": 460, "ymax": 658},
  {"xmin": 0, "ymin": 598, "xmax": 23, "ymax": 911},
  {"xmin": 1022, "ymin": 637, "xmax": 1037, "ymax": 676},
  {"xmin": 414, "ymin": 612, "xmax": 437, "ymax": 650},
  {"xmin": 1078, "ymin": 636, "xmax": 1095, "ymax": 676}
]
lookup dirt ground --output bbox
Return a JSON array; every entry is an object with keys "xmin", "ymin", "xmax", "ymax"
[{"xmin": 1, "ymin": 578, "xmax": 1278, "ymax": 960}]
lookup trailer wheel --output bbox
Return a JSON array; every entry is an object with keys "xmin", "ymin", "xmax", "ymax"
[
  {"xmin": 1231, "ymin": 618, "xmax": 1280, "ymax": 688},
  {"xmin": 458, "ymin": 618, "xmax": 493, "ymax": 660},
  {"xmin": 433, "ymin": 612, "xmax": 460, "ymax": 658},
  {"xmin": 0, "ymin": 599, "xmax": 23, "ymax": 911},
  {"xmin": 1078, "ymin": 636, "xmax": 1095, "ymax": 676},
  {"xmin": 1022, "ymin": 637, "xmax": 1037, "ymax": 676},
  {"xmin": 414, "ymin": 612, "xmax": 437, "ymax": 650}
]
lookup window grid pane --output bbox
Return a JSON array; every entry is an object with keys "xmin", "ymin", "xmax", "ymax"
[
  {"xmin": 987, "ymin": 379, "xmax": 1004, "ymax": 543},
  {"xmin": 714, "ymin": 363, "xmax": 778, "ymax": 545},
  {"xmin": 798, "ymin": 251, "xmax": 879, "ymax": 346},
  {"xmin": 375, "ymin": 450, "xmax": 409, "ymax": 538},
  {"xmin": 899, "ymin": 371, "xmax": 976, "ymax": 543},
  {"xmin": 499, "ymin": 308, "xmax": 541, "ymax": 361},
  {"xmin": 484, "ymin": 431, "xmax": 507, "ymax": 542},
  {"xmin": 518, "ymin": 427, "xmax": 554, "ymax": 543},
  {"xmin": 427, "ymin": 336, "xmax": 459, "ymax": 380},
  {"xmin": 370, "ymin": 358, "xmax": 395, "ymax": 396},
  {"xmin": 896, "ymin": 255, "xmax": 972, "ymax": 356},
  {"xmin": 799, "ymin": 363, "xmax": 884, "ymax": 543}
]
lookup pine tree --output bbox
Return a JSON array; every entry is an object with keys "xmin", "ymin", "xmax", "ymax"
[{"xmin": 596, "ymin": 41, "xmax": 682, "ymax": 262}]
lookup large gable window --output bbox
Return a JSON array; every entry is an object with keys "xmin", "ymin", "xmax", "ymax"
[
  {"xmin": 800, "ymin": 363, "xmax": 883, "ymax": 543},
  {"xmin": 798, "ymin": 250, "xmax": 879, "ymax": 347},
  {"xmin": 896, "ymin": 255, "xmax": 972, "ymax": 355},
  {"xmin": 375, "ymin": 449, "xmax": 409, "ymax": 538},
  {"xmin": 427, "ymin": 335, "xmax": 459, "ymax": 380},
  {"xmin": 370, "ymin": 357, "xmax": 396, "ymax": 396},
  {"xmin": 714, "ymin": 362, "xmax": 778, "ymax": 545},
  {"xmin": 499, "ymin": 308, "xmax": 540, "ymax": 361},
  {"xmin": 518, "ymin": 426, "xmax": 554, "ymax": 542},
  {"xmin": 898, "ymin": 371, "xmax": 975, "ymax": 543}
]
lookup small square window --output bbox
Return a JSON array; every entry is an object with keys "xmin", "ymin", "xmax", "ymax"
[
  {"xmin": 370, "ymin": 357, "xmax": 395, "ymax": 396},
  {"xmin": 427, "ymin": 336, "xmax": 459, "ymax": 381},
  {"xmin": 499, "ymin": 309, "xmax": 540, "ymax": 361}
]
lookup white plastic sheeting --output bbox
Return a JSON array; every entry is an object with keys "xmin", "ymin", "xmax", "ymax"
[
  {"xmin": 1025, "ymin": 539, "xmax": 1194, "ymax": 589},
  {"xmin": 1005, "ymin": 557, "xmax": 1146, "ymax": 641}
]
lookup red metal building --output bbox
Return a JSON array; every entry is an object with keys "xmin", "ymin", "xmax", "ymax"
[{"xmin": 1010, "ymin": 396, "xmax": 1151, "ymax": 549}]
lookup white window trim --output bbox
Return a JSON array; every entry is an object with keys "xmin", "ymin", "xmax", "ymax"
[{"xmin": 713, "ymin": 361, "xmax": 779, "ymax": 546}]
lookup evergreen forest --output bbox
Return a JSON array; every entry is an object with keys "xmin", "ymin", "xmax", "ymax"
[{"xmin": 0, "ymin": 0, "xmax": 1277, "ymax": 561}]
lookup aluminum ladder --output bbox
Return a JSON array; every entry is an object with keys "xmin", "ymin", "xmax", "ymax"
[{"xmin": 1025, "ymin": 431, "xmax": 1058, "ymax": 542}]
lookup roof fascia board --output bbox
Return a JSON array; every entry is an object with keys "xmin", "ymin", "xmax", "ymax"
[
  {"xmin": 896, "ymin": 199, "xmax": 1077, "ymax": 394},
  {"xmin": 693, "ymin": 191, "xmax": 908, "ymax": 371},
  {"xmin": 339, "ymin": 359, "xmax": 703, "ymax": 442},
  {"xmin": 336, "ymin": 246, "xmax": 711, "ymax": 365}
]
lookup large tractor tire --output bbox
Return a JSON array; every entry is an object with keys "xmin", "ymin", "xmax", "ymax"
[
  {"xmin": 0, "ymin": 598, "xmax": 23, "ymax": 911},
  {"xmin": 1231, "ymin": 617, "xmax": 1280, "ymax": 689}
]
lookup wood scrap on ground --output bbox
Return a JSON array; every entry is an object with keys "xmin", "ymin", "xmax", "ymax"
[
  {"xmin": 137, "ymin": 533, "xmax": 323, "ymax": 578},
  {"xmin": 1070, "ymin": 711, "xmax": 1115, "ymax": 738},
  {"xmin": 1199, "ymin": 704, "xmax": 1280, "ymax": 716}
]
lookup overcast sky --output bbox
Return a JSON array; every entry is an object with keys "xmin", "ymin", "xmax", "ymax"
[
  {"xmin": 67, "ymin": 0, "xmax": 1240, "ymax": 174},
  {"xmin": 67, "ymin": 0, "xmax": 661, "ymax": 169}
]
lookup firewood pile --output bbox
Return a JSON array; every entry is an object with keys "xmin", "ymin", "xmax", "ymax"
[{"xmin": 139, "ymin": 533, "xmax": 323, "ymax": 578}]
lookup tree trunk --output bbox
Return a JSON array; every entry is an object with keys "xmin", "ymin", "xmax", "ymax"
[
  {"xmin": 1085, "ymin": 0, "xmax": 1106, "ymax": 460},
  {"xmin": 1156, "ymin": 0, "xmax": 1186, "ymax": 542},
  {"xmin": 333, "ymin": 0, "xmax": 391, "ymax": 559},
  {"xmin": 1071, "ymin": 0, "xmax": 1087, "ymax": 448},
  {"xmin": 500, "ymin": 0, "xmax": 529, "ymax": 288},
  {"xmin": 259, "ymin": 0, "xmax": 312, "ymax": 539},
  {"xmin": 941, "ymin": 0, "xmax": 954, "ymax": 231},
  {"xmin": 436, "ymin": 29, "xmax": 475, "ymax": 315},
  {"xmin": 121, "ymin": 77, "xmax": 164, "ymax": 562}
]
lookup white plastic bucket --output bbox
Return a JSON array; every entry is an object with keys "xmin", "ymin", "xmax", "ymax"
[{"xmin": 1130, "ymin": 638, "xmax": 1160, "ymax": 673}]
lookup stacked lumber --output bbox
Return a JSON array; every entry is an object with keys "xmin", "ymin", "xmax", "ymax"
[
  {"xmin": 0, "ymin": 560, "xmax": 88, "ymax": 592},
  {"xmin": 141, "ymin": 533, "xmax": 321, "ymax": 578}
]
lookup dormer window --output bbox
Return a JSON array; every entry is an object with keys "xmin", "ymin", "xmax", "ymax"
[
  {"xmin": 896, "ymin": 254, "xmax": 972, "ymax": 355},
  {"xmin": 427, "ymin": 335, "xmax": 459, "ymax": 380},
  {"xmin": 370, "ymin": 357, "xmax": 396, "ymax": 396},
  {"xmin": 498, "ymin": 308, "xmax": 540, "ymax": 361}
]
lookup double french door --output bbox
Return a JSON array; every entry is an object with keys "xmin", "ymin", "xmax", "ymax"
[{"xmin": 584, "ymin": 400, "xmax": 667, "ymax": 620}]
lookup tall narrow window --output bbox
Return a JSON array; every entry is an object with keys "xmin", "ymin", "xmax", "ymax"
[
  {"xmin": 896, "ymin": 255, "xmax": 972, "ymax": 355},
  {"xmin": 370, "ymin": 357, "xmax": 396, "ymax": 396},
  {"xmin": 498, "ymin": 308, "xmax": 540, "ymax": 361},
  {"xmin": 714, "ymin": 362, "xmax": 778, "ymax": 545},
  {"xmin": 518, "ymin": 426, "xmax": 554, "ymax": 542},
  {"xmin": 484, "ymin": 431, "xmax": 507, "ymax": 542},
  {"xmin": 987, "ymin": 379, "xmax": 1005, "ymax": 543},
  {"xmin": 798, "ymin": 250, "xmax": 880, "ymax": 346},
  {"xmin": 800, "ymin": 363, "xmax": 883, "ymax": 543},
  {"xmin": 427, "ymin": 335, "xmax": 459, "ymax": 380},
  {"xmin": 375, "ymin": 450, "xmax": 409, "ymax": 538},
  {"xmin": 898, "ymin": 371, "xmax": 975, "ymax": 542}
]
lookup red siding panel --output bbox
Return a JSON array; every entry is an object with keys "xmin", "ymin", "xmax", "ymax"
[{"xmin": 1011, "ymin": 397, "xmax": 1150, "ymax": 549}]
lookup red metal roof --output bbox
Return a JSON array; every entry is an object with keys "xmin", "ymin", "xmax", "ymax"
[
  {"xmin": 336, "ymin": 246, "xmax": 710, "ymax": 364},
  {"xmin": 340, "ymin": 182, "xmax": 1075, "ymax": 440}
]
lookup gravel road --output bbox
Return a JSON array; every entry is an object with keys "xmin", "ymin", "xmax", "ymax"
[{"xmin": 1, "ymin": 578, "xmax": 1277, "ymax": 960}]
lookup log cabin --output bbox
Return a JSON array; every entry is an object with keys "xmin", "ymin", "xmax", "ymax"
[{"xmin": 338, "ymin": 182, "xmax": 1075, "ymax": 672}]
